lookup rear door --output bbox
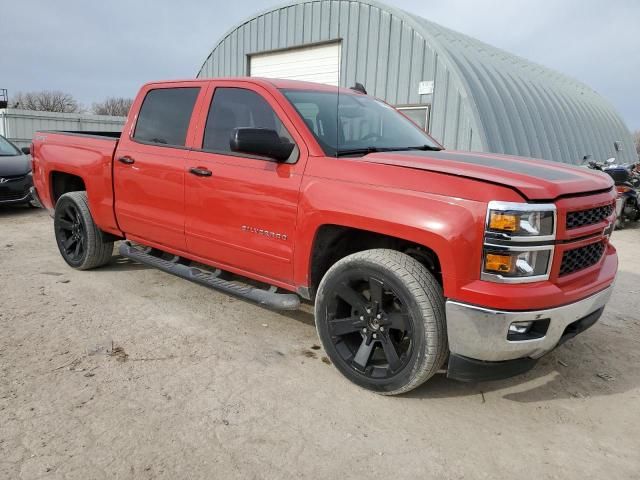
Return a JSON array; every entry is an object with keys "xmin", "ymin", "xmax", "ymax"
[
  {"xmin": 185, "ymin": 81, "xmax": 309, "ymax": 285},
  {"xmin": 114, "ymin": 83, "xmax": 205, "ymax": 250}
]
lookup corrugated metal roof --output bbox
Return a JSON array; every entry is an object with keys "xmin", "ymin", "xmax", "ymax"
[
  {"xmin": 197, "ymin": 0, "xmax": 635, "ymax": 164},
  {"xmin": 0, "ymin": 109, "xmax": 125, "ymax": 148}
]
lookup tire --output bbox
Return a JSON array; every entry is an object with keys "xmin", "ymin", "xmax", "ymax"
[
  {"xmin": 54, "ymin": 191, "xmax": 114, "ymax": 270},
  {"xmin": 315, "ymin": 249, "xmax": 448, "ymax": 395}
]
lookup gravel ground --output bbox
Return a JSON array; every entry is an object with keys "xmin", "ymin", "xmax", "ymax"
[{"xmin": 1, "ymin": 206, "xmax": 639, "ymax": 480}]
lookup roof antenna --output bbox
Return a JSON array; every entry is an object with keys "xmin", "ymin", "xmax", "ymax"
[{"xmin": 351, "ymin": 83, "xmax": 367, "ymax": 95}]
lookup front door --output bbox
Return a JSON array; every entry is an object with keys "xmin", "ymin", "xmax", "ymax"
[
  {"xmin": 114, "ymin": 84, "xmax": 203, "ymax": 250},
  {"xmin": 185, "ymin": 83, "xmax": 308, "ymax": 285}
]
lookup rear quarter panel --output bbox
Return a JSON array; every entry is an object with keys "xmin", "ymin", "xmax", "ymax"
[{"xmin": 32, "ymin": 132, "xmax": 120, "ymax": 235}]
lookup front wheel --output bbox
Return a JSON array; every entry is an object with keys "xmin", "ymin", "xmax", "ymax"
[
  {"xmin": 315, "ymin": 249, "xmax": 448, "ymax": 395},
  {"xmin": 54, "ymin": 191, "xmax": 114, "ymax": 270}
]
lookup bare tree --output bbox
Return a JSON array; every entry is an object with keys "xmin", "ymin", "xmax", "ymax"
[
  {"xmin": 91, "ymin": 97, "xmax": 133, "ymax": 117},
  {"xmin": 634, "ymin": 130, "xmax": 640, "ymax": 157},
  {"xmin": 11, "ymin": 91, "xmax": 81, "ymax": 113}
]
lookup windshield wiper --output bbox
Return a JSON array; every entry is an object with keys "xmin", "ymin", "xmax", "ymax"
[
  {"xmin": 336, "ymin": 147, "xmax": 385, "ymax": 157},
  {"xmin": 336, "ymin": 145, "xmax": 442, "ymax": 157},
  {"xmin": 407, "ymin": 145, "xmax": 443, "ymax": 152}
]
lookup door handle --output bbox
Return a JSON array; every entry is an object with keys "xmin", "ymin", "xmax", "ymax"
[
  {"xmin": 118, "ymin": 156, "xmax": 135, "ymax": 165},
  {"xmin": 189, "ymin": 167, "xmax": 213, "ymax": 177}
]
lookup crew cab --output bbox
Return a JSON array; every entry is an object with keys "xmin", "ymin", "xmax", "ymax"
[{"xmin": 31, "ymin": 78, "xmax": 618, "ymax": 394}]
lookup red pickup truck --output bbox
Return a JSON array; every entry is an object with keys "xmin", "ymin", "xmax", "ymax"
[{"xmin": 31, "ymin": 78, "xmax": 618, "ymax": 394}]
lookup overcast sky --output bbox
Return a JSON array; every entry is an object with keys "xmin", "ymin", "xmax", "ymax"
[{"xmin": 3, "ymin": 0, "xmax": 639, "ymax": 130}]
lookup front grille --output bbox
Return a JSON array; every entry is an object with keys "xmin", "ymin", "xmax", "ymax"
[
  {"xmin": 0, "ymin": 174, "xmax": 28, "ymax": 182},
  {"xmin": 0, "ymin": 191, "xmax": 28, "ymax": 201},
  {"xmin": 566, "ymin": 204, "xmax": 613, "ymax": 229},
  {"xmin": 560, "ymin": 241, "xmax": 605, "ymax": 276}
]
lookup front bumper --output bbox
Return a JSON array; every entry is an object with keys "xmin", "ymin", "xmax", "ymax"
[
  {"xmin": 29, "ymin": 186, "xmax": 43, "ymax": 208},
  {"xmin": 0, "ymin": 174, "xmax": 33, "ymax": 205},
  {"xmin": 445, "ymin": 285, "xmax": 613, "ymax": 380}
]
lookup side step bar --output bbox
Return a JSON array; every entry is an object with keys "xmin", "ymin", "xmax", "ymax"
[{"xmin": 119, "ymin": 242, "xmax": 301, "ymax": 310}]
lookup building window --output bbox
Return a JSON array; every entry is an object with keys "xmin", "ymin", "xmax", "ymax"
[{"xmin": 396, "ymin": 105, "xmax": 430, "ymax": 132}]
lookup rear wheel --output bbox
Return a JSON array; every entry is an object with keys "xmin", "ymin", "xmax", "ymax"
[
  {"xmin": 315, "ymin": 249, "xmax": 447, "ymax": 395},
  {"xmin": 54, "ymin": 191, "xmax": 113, "ymax": 270}
]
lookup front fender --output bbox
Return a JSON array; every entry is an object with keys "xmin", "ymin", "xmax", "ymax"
[{"xmin": 293, "ymin": 177, "xmax": 488, "ymax": 297}]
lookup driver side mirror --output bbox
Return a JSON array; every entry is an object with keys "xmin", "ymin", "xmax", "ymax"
[
  {"xmin": 21, "ymin": 146, "xmax": 31, "ymax": 155},
  {"xmin": 230, "ymin": 128, "xmax": 294, "ymax": 162}
]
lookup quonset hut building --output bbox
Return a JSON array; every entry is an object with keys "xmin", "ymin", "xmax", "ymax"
[{"xmin": 197, "ymin": 0, "xmax": 635, "ymax": 165}]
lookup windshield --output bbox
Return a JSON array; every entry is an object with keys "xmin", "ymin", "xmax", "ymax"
[
  {"xmin": 0, "ymin": 136, "xmax": 21, "ymax": 156},
  {"xmin": 281, "ymin": 89, "xmax": 441, "ymax": 156}
]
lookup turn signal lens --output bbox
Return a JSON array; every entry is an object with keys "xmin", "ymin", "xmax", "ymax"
[
  {"xmin": 485, "ymin": 253, "xmax": 514, "ymax": 273},
  {"xmin": 482, "ymin": 249, "xmax": 552, "ymax": 280},
  {"xmin": 489, "ymin": 212, "xmax": 518, "ymax": 232},
  {"xmin": 616, "ymin": 185, "xmax": 631, "ymax": 194},
  {"xmin": 486, "ymin": 202, "xmax": 556, "ymax": 237}
]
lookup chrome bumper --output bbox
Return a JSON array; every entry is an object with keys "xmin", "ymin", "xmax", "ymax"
[{"xmin": 445, "ymin": 286, "xmax": 614, "ymax": 362}]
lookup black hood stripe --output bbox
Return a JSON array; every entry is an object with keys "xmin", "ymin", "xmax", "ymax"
[{"xmin": 402, "ymin": 151, "xmax": 580, "ymax": 182}]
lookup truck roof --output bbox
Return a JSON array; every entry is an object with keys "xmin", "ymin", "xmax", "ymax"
[{"xmin": 142, "ymin": 77, "xmax": 359, "ymax": 94}]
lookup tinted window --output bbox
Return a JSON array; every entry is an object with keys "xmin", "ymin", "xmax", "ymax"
[
  {"xmin": 282, "ymin": 90, "xmax": 440, "ymax": 156},
  {"xmin": 203, "ymin": 88, "xmax": 293, "ymax": 153},
  {"xmin": 133, "ymin": 87, "xmax": 200, "ymax": 147}
]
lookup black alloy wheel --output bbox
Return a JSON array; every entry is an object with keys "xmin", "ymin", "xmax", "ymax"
[
  {"xmin": 325, "ymin": 273, "xmax": 413, "ymax": 379},
  {"xmin": 54, "ymin": 192, "xmax": 114, "ymax": 270},
  {"xmin": 315, "ymin": 249, "xmax": 447, "ymax": 395},
  {"xmin": 56, "ymin": 202, "xmax": 86, "ymax": 263}
]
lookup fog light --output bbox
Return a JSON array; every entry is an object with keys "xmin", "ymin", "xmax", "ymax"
[
  {"xmin": 509, "ymin": 321, "xmax": 533, "ymax": 335},
  {"xmin": 508, "ymin": 319, "xmax": 551, "ymax": 341}
]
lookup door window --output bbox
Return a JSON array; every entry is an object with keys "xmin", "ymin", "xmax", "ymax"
[
  {"xmin": 203, "ymin": 88, "xmax": 294, "ymax": 156},
  {"xmin": 133, "ymin": 87, "xmax": 200, "ymax": 147}
]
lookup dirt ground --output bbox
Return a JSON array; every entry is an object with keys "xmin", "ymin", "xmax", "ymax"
[{"xmin": 1, "ymin": 206, "xmax": 639, "ymax": 480}]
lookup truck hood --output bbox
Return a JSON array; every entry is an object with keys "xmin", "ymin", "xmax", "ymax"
[
  {"xmin": 362, "ymin": 150, "xmax": 613, "ymax": 200},
  {"xmin": 0, "ymin": 154, "xmax": 31, "ymax": 177}
]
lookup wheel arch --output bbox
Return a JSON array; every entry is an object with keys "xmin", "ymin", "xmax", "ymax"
[
  {"xmin": 301, "ymin": 222, "xmax": 458, "ymax": 301},
  {"xmin": 49, "ymin": 170, "xmax": 86, "ymax": 205},
  {"xmin": 48, "ymin": 168, "xmax": 122, "ymax": 238}
]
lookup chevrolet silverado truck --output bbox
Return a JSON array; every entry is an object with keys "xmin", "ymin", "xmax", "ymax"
[{"xmin": 31, "ymin": 78, "xmax": 618, "ymax": 395}]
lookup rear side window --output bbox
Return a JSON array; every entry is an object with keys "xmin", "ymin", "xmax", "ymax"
[
  {"xmin": 203, "ymin": 88, "xmax": 293, "ymax": 153},
  {"xmin": 133, "ymin": 87, "xmax": 200, "ymax": 147}
]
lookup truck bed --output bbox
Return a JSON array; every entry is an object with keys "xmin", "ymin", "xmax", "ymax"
[
  {"xmin": 37, "ymin": 130, "xmax": 121, "ymax": 140},
  {"xmin": 31, "ymin": 129, "xmax": 121, "ymax": 236}
]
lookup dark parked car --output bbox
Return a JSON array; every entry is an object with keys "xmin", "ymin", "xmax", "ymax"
[{"xmin": 0, "ymin": 135, "xmax": 36, "ymax": 207}]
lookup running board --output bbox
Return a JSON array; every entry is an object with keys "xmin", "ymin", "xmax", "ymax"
[{"xmin": 119, "ymin": 242, "xmax": 300, "ymax": 310}]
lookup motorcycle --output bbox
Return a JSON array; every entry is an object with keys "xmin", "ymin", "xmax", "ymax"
[{"xmin": 582, "ymin": 156, "xmax": 639, "ymax": 229}]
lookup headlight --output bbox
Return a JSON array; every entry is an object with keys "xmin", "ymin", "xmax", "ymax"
[
  {"xmin": 486, "ymin": 201, "xmax": 555, "ymax": 239},
  {"xmin": 482, "ymin": 247, "xmax": 553, "ymax": 279},
  {"xmin": 482, "ymin": 201, "xmax": 556, "ymax": 283}
]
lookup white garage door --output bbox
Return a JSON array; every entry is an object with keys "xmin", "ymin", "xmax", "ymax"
[{"xmin": 249, "ymin": 43, "xmax": 341, "ymax": 86}]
